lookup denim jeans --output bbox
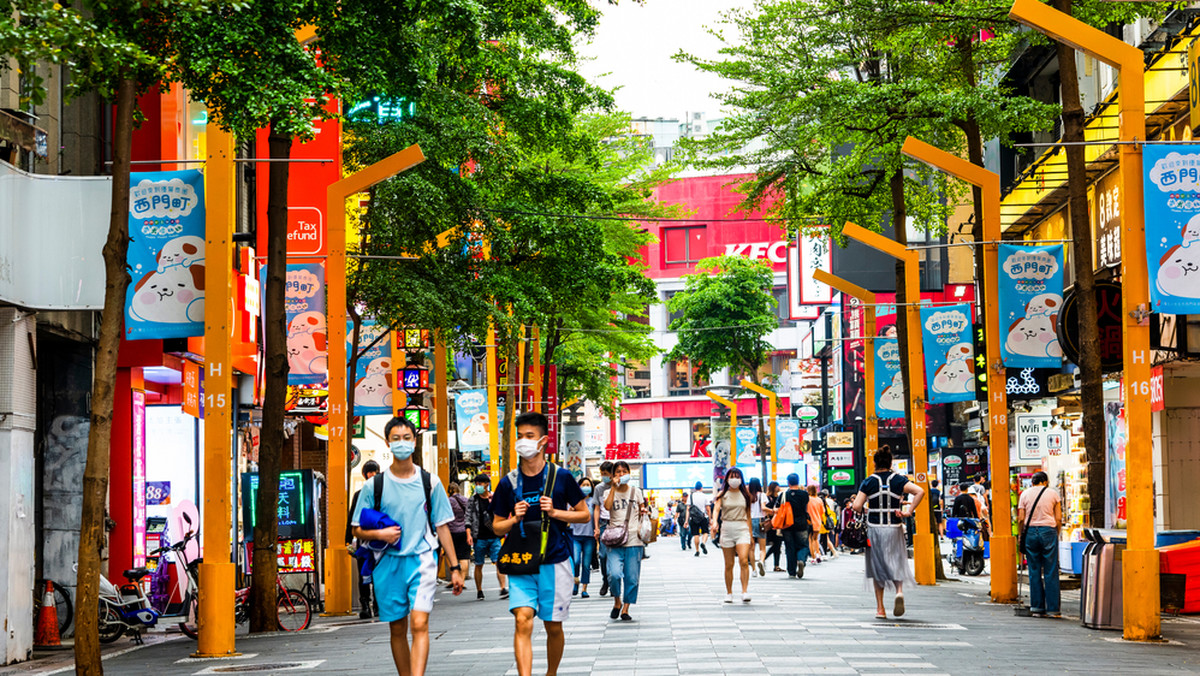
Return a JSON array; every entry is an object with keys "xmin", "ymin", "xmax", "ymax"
[
  {"xmin": 607, "ymin": 545, "xmax": 644, "ymax": 604},
  {"xmin": 597, "ymin": 521, "xmax": 609, "ymax": 582},
  {"xmin": 1026, "ymin": 526, "xmax": 1060, "ymax": 613},
  {"xmin": 571, "ymin": 535, "xmax": 596, "ymax": 586},
  {"xmin": 781, "ymin": 530, "xmax": 810, "ymax": 576},
  {"xmin": 679, "ymin": 521, "xmax": 690, "ymax": 549}
]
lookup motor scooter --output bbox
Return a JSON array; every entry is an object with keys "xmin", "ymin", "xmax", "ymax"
[
  {"xmin": 97, "ymin": 531, "xmax": 198, "ymax": 643},
  {"xmin": 946, "ymin": 517, "xmax": 986, "ymax": 576}
]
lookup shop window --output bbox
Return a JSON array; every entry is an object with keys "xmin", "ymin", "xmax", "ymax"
[
  {"xmin": 663, "ymin": 226, "xmax": 707, "ymax": 264},
  {"xmin": 669, "ymin": 417, "xmax": 712, "ymax": 456},
  {"xmin": 667, "ymin": 359, "xmax": 709, "ymax": 396},
  {"xmin": 624, "ymin": 360, "xmax": 652, "ymax": 399},
  {"xmin": 773, "ymin": 286, "xmax": 789, "ymax": 320}
]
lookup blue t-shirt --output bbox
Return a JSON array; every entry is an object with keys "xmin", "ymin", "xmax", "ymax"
[
  {"xmin": 491, "ymin": 464, "xmax": 585, "ymax": 565},
  {"xmin": 351, "ymin": 469, "xmax": 454, "ymax": 557}
]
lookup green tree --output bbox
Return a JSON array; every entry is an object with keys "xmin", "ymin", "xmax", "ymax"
[{"xmin": 667, "ymin": 255, "xmax": 777, "ymax": 484}]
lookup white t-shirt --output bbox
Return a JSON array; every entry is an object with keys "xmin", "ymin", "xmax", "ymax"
[
  {"xmin": 750, "ymin": 493, "xmax": 766, "ymax": 519},
  {"xmin": 689, "ymin": 491, "xmax": 710, "ymax": 515}
]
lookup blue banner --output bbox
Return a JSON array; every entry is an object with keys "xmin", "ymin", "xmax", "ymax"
[
  {"xmin": 455, "ymin": 389, "xmax": 492, "ymax": 461},
  {"xmin": 874, "ymin": 338, "xmax": 904, "ymax": 420},
  {"xmin": 921, "ymin": 303, "xmax": 975, "ymax": 404},
  {"xmin": 349, "ymin": 320, "xmax": 392, "ymax": 416},
  {"xmin": 998, "ymin": 244, "xmax": 1064, "ymax": 368},
  {"xmin": 777, "ymin": 418, "xmax": 802, "ymax": 460},
  {"xmin": 1144, "ymin": 145, "xmax": 1200, "ymax": 314},
  {"xmin": 285, "ymin": 263, "xmax": 327, "ymax": 385},
  {"xmin": 124, "ymin": 170, "xmax": 206, "ymax": 339},
  {"xmin": 735, "ymin": 426, "xmax": 760, "ymax": 464}
]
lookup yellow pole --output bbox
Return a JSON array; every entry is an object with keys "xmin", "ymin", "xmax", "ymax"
[
  {"xmin": 900, "ymin": 136, "xmax": 1017, "ymax": 603},
  {"xmin": 706, "ymin": 391, "xmax": 738, "ymax": 467},
  {"xmin": 435, "ymin": 332, "xmax": 450, "ymax": 488},
  {"xmin": 812, "ymin": 270, "xmax": 878, "ymax": 477},
  {"xmin": 487, "ymin": 316, "xmax": 501, "ymax": 483},
  {"xmin": 326, "ymin": 144, "xmax": 426, "ymax": 615},
  {"xmin": 842, "ymin": 222, "xmax": 935, "ymax": 586},
  {"xmin": 1008, "ymin": 0, "xmax": 1157, "ymax": 640},
  {"xmin": 195, "ymin": 122, "xmax": 238, "ymax": 657},
  {"xmin": 740, "ymin": 380, "xmax": 777, "ymax": 480}
]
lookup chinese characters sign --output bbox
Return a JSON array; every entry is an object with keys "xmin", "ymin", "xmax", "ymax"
[
  {"xmin": 920, "ymin": 303, "xmax": 975, "ymax": 404},
  {"xmin": 1143, "ymin": 145, "xmax": 1200, "ymax": 314},
  {"xmin": 874, "ymin": 338, "xmax": 904, "ymax": 421},
  {"xmin": 124, "ymin": 170, "xmax": 206, "ymax": 340},
  {"xmin": 350, "ymin": 320, "xmax": 392, "ymax": 415},
  {"xmin": 998, "ymin": 244, "xmax": 1064, "ymax": 368},
  {"xmin": 1058, "ymin": 280, "xmax": 1123, "ymax": 373},
  {"xmin": 284, "ymin": 263, "xmax": 327, "ymax": 385},
  {"xmin": 241, "ymin": 470, "xmax": 316, "ymax": 540}
]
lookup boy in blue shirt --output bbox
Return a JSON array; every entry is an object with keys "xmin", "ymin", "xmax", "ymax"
[
  {"xmin": 353, "ymin": 417, "xmax": 464, "ymax": 675},
  {"xmin": 492, "ymin": 412, "xmax": 589, "ymax": 676}
]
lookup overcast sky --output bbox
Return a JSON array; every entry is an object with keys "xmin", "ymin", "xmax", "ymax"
[{"xmin": 575, "ymin": 0, "xmax": 755, "ymax": 121}]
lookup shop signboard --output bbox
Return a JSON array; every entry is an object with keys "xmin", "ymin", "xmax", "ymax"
[
  {"xmin": 827, "ymin": 431, "xmax": 854, "ymax": 449},
  {"xmin": 244, "ymin": 538, "xmax": 318, "ymax": 574},
  {"xmin": 1005, "ymin": 367, "xmax": 1054, "ymax": 401},
  {"xmin": 920, "ymin": 303, "xmax": 975, "ymax": 403},
  {"xmin": 873, "ymin": 338, "xmax": 905, "ymax": 420},
  {"xmin": 1143, "ymin": 145, "xmax": 1200, "ymax": 314},
  {"xmin": 349, "ymin": 319, "xmax": 392, "ymax": 415},
  {"xmin": 146, "ymin": 481, "xmax": 171, "ymax": 506},
  {"xmin": 642, "ymin": 460, "xmax": 808, "ymax": 490},
  {"xmin": 286, "ymin": 386, "xmax": 328, "ymax": 414},
  {"xmin": 132, "ymin": 391, "xmax": 147, "ymax": 567},
  {"xmin": 284, "ymin": 263, "xmax": 327, "ymax": 385},
  {"xmin": 182, "ymin": 359, "xmax": 202, "ymax": 419},
  {"xmin": 241, "ymin": 470, "xmax": 317, "ymax": 541},
  {"xmin": 777, "ymin": 418, "xmax": 802, "ymax": 461},
  {"xmin": 827, "ymin": 449, "xmax": 854, "ymax": 468},
  {"xmin": 827, "ymin": 468, "xmax": 856, "ymax": 487},
  {"xmin": 1091, "ymin": 170, "xmax": 1122, "ymax": 270},
  {"xmin": 941, "ymin": 450, "xmax": 965, "ymax": 495},
  {"xmin": 124, "ymin": 170, "xmax": 206, "ymax": 339},
  {"xmin": 998, "ymin": 244, "xmax": 1065, "ymax": 368},
  {"xmin": 1058, "ymin": 281, "xmax": 1123, "ymax": 373},
  {"xmin": 1105, "ymin": 401, "xmax": 1128, "ymax": 528},
  {"xmin": 1013, "ymin": 414, "xmax": 1065, "ymax": 465},
  {"xmin": 1151, "ymin": 366, "xmax": 1165, "ymax": 412}
]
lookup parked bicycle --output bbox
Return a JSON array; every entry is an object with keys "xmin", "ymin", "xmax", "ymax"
[{"xmin": 179, "ymin": 574, "xmax": 312, "ymax": 637}]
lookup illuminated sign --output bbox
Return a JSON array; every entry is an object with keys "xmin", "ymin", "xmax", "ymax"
[{"xmin": 241, "ymin": 469, "xmax": 317, "ymax": 541}]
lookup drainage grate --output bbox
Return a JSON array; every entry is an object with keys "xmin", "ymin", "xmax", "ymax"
[
  {"xmin": 211, "ymin": 665, "xmax": 303, "ymax": 673},
  {"xmin": 864, "ymin": 622, "xmax": 966, "ymax": 630}
]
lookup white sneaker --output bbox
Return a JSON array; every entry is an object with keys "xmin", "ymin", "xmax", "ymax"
[
  {"xmin": 742, "ymin": 593, "xmax": 751, "ymax": 603},
  {"xmin": 723, "ymin": 594, "xmax": 733, "ymax": 604}
]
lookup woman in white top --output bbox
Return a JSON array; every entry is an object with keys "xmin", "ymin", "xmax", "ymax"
[
  {"xmin": 748, "ymin": 477, "xmax": 767, "ymax": 576},
  {"xmin": 711, "ymin": 467, "xmax": 754, "ymax": 603},
  {"xmin": 603, "ymin": 461, "xmax": 647, "ymax": 621}
]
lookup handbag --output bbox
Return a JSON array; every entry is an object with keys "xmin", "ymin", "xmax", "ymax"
[
  {"xmin": 497, "ymin": 464, "xmax": 559, "ymax": 575},
  {"xmin": 1018, "ymin": 486, "xmax": 1048, "ymax": 557},
  {"xmin": 600, "ymin": 487, "xmax": 638, "ymax": 547}
]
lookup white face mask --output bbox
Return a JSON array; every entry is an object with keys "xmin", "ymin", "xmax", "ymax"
[
  {"xmin": 515, "ymin": 437, "xmax": 543, "ymax": 459},
  {"xmin": 618, "ymin": 475, "xmax": 630, "ymax": 486},
  {"xmin": 727, "ymin": 478, "xmax": 742, "ymax": 489},
  {"xmin": 390, "ymin": 439, "xmax": 415, "ymax": 461}
]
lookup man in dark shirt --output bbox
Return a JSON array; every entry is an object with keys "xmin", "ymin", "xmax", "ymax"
[
  {"xmin": 346, "ymin": 460, "xmax": 379, "ymax": 619},
  {"xmin": 951, "ymin": 483, "xmax": 979, "ymax": 518},
  {"xmin": 781, "ymin": 473, "xmax": 811, "ymax": 579},
  {"xmin": 466, "ymin": 472, "xmax": 506, "ymax": 600}
]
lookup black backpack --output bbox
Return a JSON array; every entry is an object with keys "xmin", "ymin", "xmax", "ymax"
[
  {"xmin": 372, "ymin": 469, "xmax": 436, "ymax": 537},
  {"xmin": 688, "ymin": 493, "xmax": 707, "ymax": 523}
]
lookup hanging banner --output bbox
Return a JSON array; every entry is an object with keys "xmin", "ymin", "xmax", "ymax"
[
  {"xmin": 874, "ymin": 338, "xmax": 905, "ymax": 420},
  {"xmin": 562, "ymin": 423, "xmax": 585, "ymax": 481},
  {"xmin": 124, "ymin": 170, "xmax": 206, "ymax": 339},
  {"xmin": 998, "ymin": 244, "xmax": 1064, "ymax": 368},
  {"xmin": 1143, "ymin": 145, "xmax": 1200, "ymax": 314},
  {"xmin": 735, "ymin": 426, "xmax": 759, "ymax": 464},
  {"xmin": 285, "ymin": 263, "xmax": 327, "ymax": 385},
  {"xmin": 454, "ymin": 389, "xmax": 492, "ymax": 461},
  {"xmin": 920, "ymin": 303, "xmax": 975, "ymax": 404},
  {"xmin": 1105, "ymin": 400, "xmax": 1128, "ymax": 529},
  {"xmin": 777, "ymin": 418, "xmax": 802, "ymax": 461},
  {"xmin": 349, "ymin": 320, "xmax": 392, "ymax": 415}
]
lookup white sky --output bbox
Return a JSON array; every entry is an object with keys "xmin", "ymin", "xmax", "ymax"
[{"xmin": 575, "ymin": 0, "xmax": 755, "ymax": 121}]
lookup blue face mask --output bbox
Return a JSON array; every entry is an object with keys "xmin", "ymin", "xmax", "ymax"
[
  {"xmin": 390, "ymin": 439, "xmax": 416, "ymax": 461},
  {"xmin": 618, "ymin": 475, "xmax": 630, "ymax": 486},
  {"xmin": 601, "ymin": 476, "xmax": 611, "ymax": 484},
  {"xmin": 581, "ymin": 486, "xmax": 593, "ymax": 496},
  {"xmin": 474, "ymin": 485, "xmax": 487, "ymax": 495}
]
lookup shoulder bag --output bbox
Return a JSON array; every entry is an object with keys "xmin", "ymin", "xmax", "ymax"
[
  {"xmin": 600, "ymin": 486, "xmax": 637, "ymax": 547},
  {"xmin": 497, "ymin": 464, "xmax": 559, "ymax": 575},
  {"xmin": 1018, "ymin": 486, "xmax": 1048, "ymax": 557}
]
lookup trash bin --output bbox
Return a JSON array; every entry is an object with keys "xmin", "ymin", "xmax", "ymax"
[
  {"xmin": 1156, "ymin": 530, "xmax": 1200, "ymax": 548},
  {"xmin": 1080, "ymin": 528, "xmax": 1125, "ymax": 630}
]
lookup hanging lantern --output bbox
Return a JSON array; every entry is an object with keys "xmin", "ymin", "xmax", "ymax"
[
  {"xmin": 402, "ymin": 405, "xmax": 431, "ymax": 430},
  {"xmin": 397, "ymin": 364, "xmax": 430, "ymax": 394},
  {"xmin": 395, "ymin": 327, "xmax": 429, "ymax": 353}
]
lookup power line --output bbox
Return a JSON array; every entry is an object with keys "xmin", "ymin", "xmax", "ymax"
[{"xmin": 479, "ymin": 207, "xmax": 823, "ymax": 224}]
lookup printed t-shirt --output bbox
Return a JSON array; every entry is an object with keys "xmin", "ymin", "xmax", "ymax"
[
  {"xmin": 352, "ymin": 468, "xmax": 455, "ymax": 557},
  {"xmin": 1018, "ymin": 486, "xmax": 1061, "ymax": 528},
  {"xmin": 492, "ymin": 464, "xmax": 586, "ymax": 566}
]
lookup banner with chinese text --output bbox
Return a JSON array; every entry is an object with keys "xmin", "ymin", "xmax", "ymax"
[
  {"xmin": 920, "ymin": 303, "xmax": 975, "ymax": 403},
  {"xmin": 873, "ymin": 338, "xmax": 904, "ymax": 420},
  {"xmin": 998, "ymin": 244, "xmax": 1064, "ymax": 368},
  {"xmin": 1143, "ymin": 145, "xmax": 1200, "ymax": 313}
]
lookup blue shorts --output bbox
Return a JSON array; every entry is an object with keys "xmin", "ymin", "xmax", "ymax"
[
  {"xmin": 373, "ymin": 549, "xmax": 438, "ymax": 623},
  {"xmin": 508, "ymin": 559, "xmax": 574, "ymax": 622},
  {"xmin": 752, "ymin": 518, "xmax": 764, "ymax": 539},
  {"xmin": 474, "ymin": 538, "xmax": 502, "ymax": 565}
]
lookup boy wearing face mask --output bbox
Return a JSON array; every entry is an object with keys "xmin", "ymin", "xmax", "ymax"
[
  {"xmin": 466, "ymin": 473, "xmax": 507, "ymax": 600},
  {"xmin": 492, "ymin": 412, "xmax": 590, "ymax": 676},
  {"xmin": 352, "ymin": 417, "xmax": 465, "ymax": 676}
]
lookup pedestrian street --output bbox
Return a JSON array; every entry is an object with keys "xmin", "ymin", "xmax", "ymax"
[{"xmin": 13, "ymin": 542, "xmax": 1200, "ymax": 676}]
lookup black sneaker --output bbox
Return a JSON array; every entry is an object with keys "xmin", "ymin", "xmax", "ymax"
[
  {"xmin": 701, "ymin": 543, "xmax": 708, "ymax": 555},
  {"xmin": 610, "ymin": 606, "xmax": 621, "ymax": 620},
  {"xmin": 499, "ymin": 588, "xmax": 509, "ymax": 599},
  {"xmin": 694, "ymin": 551, "xmax": 700, "ymax": 557},
  {"xmin": 600, "ymin": 582, "xmax": 609, "ymax": 596},
  {"xmin": 796, "ymin": 562, "xmax": 805, "ymax": 579},
  {"xmin": 477, "ymin": 590, "xmax": 485, "ymax": 600},
  {"xmin": 359, "ymin": 609, "xmax": 373, "ymax": 620}
]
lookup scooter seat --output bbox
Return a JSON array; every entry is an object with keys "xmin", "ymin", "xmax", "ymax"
[{"xmin": 123, "ymin": 567, "xmax": 150, "ymax": 581}]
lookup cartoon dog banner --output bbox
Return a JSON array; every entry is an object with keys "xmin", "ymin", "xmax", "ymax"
[
  {"xmin": 454, "ymin": 388, "xmax": 493, "ymax": 461},
  {"xmin": 998, "ymin": 244, "xmax": 1064, "ymax": 368},
  {"xmin": 874, "ymin": 338, "xmax": 905, "ymax": 420},
  {"xmin": 349, "ymin": 319, "xmax": 392, "ymax": 415},
  {"xmin": 285, "ymin": 263, "xmax": 327, "ymax": 385},
  {"xmin": 920, "ymin": 303, "xmax": 975, "ymax": 404},
  {"xmin": 124, "ymin": 170, "xmax": 206, "ymax": 339},
  {"xmin": 1143, "ymin": 145, "xmax": 1200, "ymax": 314}
]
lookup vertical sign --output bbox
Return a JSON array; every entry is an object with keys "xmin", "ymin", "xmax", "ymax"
[
  {"xmin": 546, "ymin": 365, "xmax": 559, "ymax": 459},
  {"xmin": 786, "ymin": 242, "xmax": 822, "ymax": 320},
  {"xmin": 998, "ymin": 244, "xmax": 1064, "ymax": 368},
  {"xmin": 799, "ymin": 229, "xmax": 834, "ymax": 304},
  {"xmin": 182, "ymin": 359, "xmax": 202, "ymax": 419},
  {"xmin": 776, "ymin": 418, "xmax": 802, "ymax": 460},
  {"xmin": 349, "ymin": 320, "xmax": 392, "ymax": 415},
  {"xmin": 125, "ymin": 170, "xmax": 206, "ymax": 339},
  {"xmin": 1151, "ymin": 365, "xmax": 1165, "ymax": 413},
  {"xmin": 920, "ymin": 303, "xmax": 975, "ymax": 403},
  {"xmin": 132, "ymin": 391, "xmax": 147, "ymax": 567},
  {"xmin": 454, "ymin": 389, "xmax": 491, "ymax": 461},
  {"xmin": 562, "ymin": 423, "xmax": 585, "ymax": 481},
  {"xmin": 1190, "ymin": 38, "xmax": 1200, "ymax": 135},
  {"xmin": 285, "ymin": 263, "xmax": 327, "ymax": 385},
  {"xmin": 874, "ymin": 338, "xmax": 904, "ymax": 420},
  {"xmin": 1142, "ymin": 145, "xmax": 1200, "ymax": 314},
  {"xmin": 1105, "ymin": 401, "xmax": 1128, "ymax": 528}
]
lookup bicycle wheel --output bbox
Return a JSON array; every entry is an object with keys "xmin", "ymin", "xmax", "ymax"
[
  {"xmin": 275, "ymin": 589, "xmax": 311, "ymax": 632},
  {"xmin": 33, "ymin": 579, "xmax": 74, "ymax": 637},
  {"xmin": 97, "ymin": 602, "xmax": 125, "ymax": 644},
  {"xmin": 179, "ymin": 593, "xmax": 199, "ymax": 639}
]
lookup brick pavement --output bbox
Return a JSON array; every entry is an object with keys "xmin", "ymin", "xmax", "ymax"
[{"xmin": 8, "ymin": 540, "xmax": 1200, "ymax": 675}]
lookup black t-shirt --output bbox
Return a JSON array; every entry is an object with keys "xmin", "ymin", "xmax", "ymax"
[
  {"xmin": 473, "ymin": 494, "xmax": 497, "ymax": 540},
  {"xmin": 674, "ymin": 502, "xmax": 686, "ymax": 522},
  {"xmin": 952, "ymin": 493, "xmax": 979, "ymax": 518},
  {"xmin": 858, "ymin": 472, "xmax": 911, "ymax": 526},
  {"xmin": 492, "ymin": 464, "xmax": 585, "ymax": 565},
  {"xmin": 783, "ymin": 488, "xmax": 810, "ymax": 533}
]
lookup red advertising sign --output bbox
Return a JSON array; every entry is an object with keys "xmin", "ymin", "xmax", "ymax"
[
  {"xmin": 132, "ymin": 391, "xmax": 147, "ymax": 567},
  {"xmin": 182, "ymin": 359, "xmax": 202, "ymax": 419},
  {"xmin": 244, "ymin": 538, "xmax": 317, "ymax": 574},
  {"xmin": 1151, "ymin": 365, "xmax": 1165, "ymax": 412}
]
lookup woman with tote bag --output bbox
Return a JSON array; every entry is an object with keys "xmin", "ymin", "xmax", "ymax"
[{"xmin": 601, "ymin": 461, "xmax": 648, "ymax": 621}]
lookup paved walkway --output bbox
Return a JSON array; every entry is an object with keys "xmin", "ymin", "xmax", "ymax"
[{"xmin": 9, "ymin": 540, "xmax": 1200, "ymax": 675}]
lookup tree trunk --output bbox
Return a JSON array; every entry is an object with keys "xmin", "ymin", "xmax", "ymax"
[
  {"xmin": 1053, "ymin": 0, "xmax": 1105, "ymax": 529},
  {"xmin": 252, "ymin": 131, "xmax": 293, "ymax": 633},
  {"xmin": 75, "ymin": 75, "xmax": 136, "ymax": 676},
  {"xmin": 889, "ymin": 170, "xmax": 914, "ymax": 430}
]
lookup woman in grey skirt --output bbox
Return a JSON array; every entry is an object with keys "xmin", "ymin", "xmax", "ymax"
[{"xmin": 852, "ymin": 446, "xmax": 925, "ymax": 619}]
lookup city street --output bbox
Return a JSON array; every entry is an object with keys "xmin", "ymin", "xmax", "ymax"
[{"xmin": 11, "ymin": 541, "xmax": 1200, "ymax": 675}]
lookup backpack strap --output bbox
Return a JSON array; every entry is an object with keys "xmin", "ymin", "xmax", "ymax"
[
  {"xmin": 373, "ymin": 472, "xmax": 384, "ymax": 512},
  {"xmin": 421, "ymin": 469, "xmax": 435, "ymax": 536}
]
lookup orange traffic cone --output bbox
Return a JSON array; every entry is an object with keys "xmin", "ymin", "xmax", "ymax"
[{"xmin": 34, "ymin": 581, "xmax": 61, "ymax": 647}]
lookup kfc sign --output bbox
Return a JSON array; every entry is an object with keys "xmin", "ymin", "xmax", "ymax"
[
  {"xmin": 725, "ymin": 241, "xmax": 789, "ymax": 263},
  {"xmin": 1151, "ymin": 365, "xmax": 1165, "ymax": 412}
]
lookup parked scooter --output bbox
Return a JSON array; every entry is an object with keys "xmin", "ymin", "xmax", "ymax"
[
  {"xmin": 946, "ymin": 517, "xmax": 986, "ymax": 576},
  {"xmin": 97, "ymin": 531, "xmax": 198, "ymax": 643}
]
